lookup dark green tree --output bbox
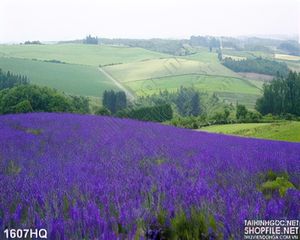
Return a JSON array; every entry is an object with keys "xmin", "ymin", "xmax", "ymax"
[
  {"xmin": 191, "ymin": 92, "xmax": 201, "ymax": 116},
  {"xmin": 102, "ymin": 90, "xmax": 127, "ymax": 114},
  {"xmin": 236, "ymin": 104, "xmax": 248, "ymax": 120},
  {"xmin": 95, "ymin": 107, "xmax": 111, "ymax": 116},
  {"xmin": 256, "ymin": 71, "xmax": 300, "ymax": 116},
  {"xmin": 0, "ymin": 85, "xmax": 89, "ymax": 114},
  {"xmin": 13, "ymin": 100, "xmax": 33, "ymax": 113},
  {"xmin": 115, "ymin": 91, "xmax": 127, "ymax": 112}
]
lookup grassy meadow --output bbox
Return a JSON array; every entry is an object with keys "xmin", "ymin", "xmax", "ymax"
[
  {"xmin": 0, "ymin": 44, "xmax": 168, "ymax": 66},
  {"xmin": 125, "ymin": 74, "xmax": 262, "ymax": 105},
  {"xmin": 200, "ymin": 121, "xmax": 300, "ymax": 142},
  {"xmin": 0, "ymin": 57, "xmax": 118, "ymax": 97},
  {"xmin": 1, "ymin": 42, "xmax": 299, "ymax": 109}
]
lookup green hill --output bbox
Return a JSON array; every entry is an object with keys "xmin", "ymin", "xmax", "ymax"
[
  {"xmin": 200, "ymin": 121, "xmax": 300, "ymax": 142},
  {"xmin": 0, "ymin": 57, "xmax": 118, "ymax": 97},
  {"xmin": 0, "ymin": 44, "xmax": 168, "ymax": 66},
  {"xmin": 0, "ymin": 44, "xmax": 266, "ymax": 107}
]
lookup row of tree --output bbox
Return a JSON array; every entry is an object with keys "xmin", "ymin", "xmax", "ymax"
[
  {"xmin": 222, "ymin": 57, "xmax": 289, "ymax": 76},
  {"xmin": 0, "ymin": 69, "xmax": 29, "ymax": 90},
  {"xmin": 84, "ymin": 35, "xmax": 98, "ymax": 44},
  {"xmin": 99, "ymin": 38, "xmax": 193, "ymax": 56},
  {"xmin": 256, "ymin": 71, "xmax": 300, "ymax": 116},
  {"xmin": 99, "ymin": 90, "xmax": 174, "ymax": 122},
  {"xmin": 102, "ymin": 90, "xmax": 127, "ymax": 114},
  {"xmin": 175, "ymin": 87, "xmax": 201, "ymax": 116},
  {"xmin": 189, "ymin": 36, "xmax": 220, "ymax": 50},
  {"xmin": 0, "ymin": 70, "xmax": 89, "ymax": 114},
  {"xmin": 278, "ymin": 41, "xmax": 300, "ymax": 56},
  {"xmin": 23, "ymin": 40, "xmax": 42, "ymax": 45},
  {"xmin": 117, "ymin": 104, "xmax": 173, "ymax": 122},
  {"xmin": 0, "ymin": 85, "xmax": 89, "ymax": 114}
]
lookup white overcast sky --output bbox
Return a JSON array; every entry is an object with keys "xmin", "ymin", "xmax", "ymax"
[{"xmin": 0, "ymin": 0, "xmax": 299, "ymax": 43}]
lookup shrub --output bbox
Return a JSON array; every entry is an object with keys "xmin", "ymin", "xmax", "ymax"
[
  {"xmin": 95, "ymin": 107, "xmax": 111, "ymax": 116},
  {"xmin": 12, "ymin": 100, "xmax": 33, "ymax": 113},
  {"xmin": 118, "ymin": 104, "xmax": 173, "ymax": 122},
  {"xmin": 258, "ymin": 171, "xmax": 295, "ymax": 199},
  {"xmin": 145, "ymin": 209, "xmax": 220, "ymax": 240}
]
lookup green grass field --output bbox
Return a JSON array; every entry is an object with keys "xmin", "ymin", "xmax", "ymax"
[
  {"xmin": 0, "ymin": 57, "xmax": 118, "ymax": 97},
  {"xmin": 0, "ymin": 44, "xmax": 168, "ymax": 66},
  {"xmin": 0, "ymin": 43, "xmax": 268, "ymax": 107},
  {"xmin": 200, "ymin": 121, "xmax": 300, "ymax": 142},
  {"xmin": 221, "ymin": 49, "xmax": 273, "ymax": 59},
  {"xmin": 104, "ymin": 57, "xmax": 238, "ymax": 83},
  {"xmin": 125, "ymin": 74, "xmax": 261, "ymax": 94}
]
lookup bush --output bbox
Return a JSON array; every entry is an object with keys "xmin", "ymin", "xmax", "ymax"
[
  {"xmin": 168, "ymin": 115, "xmax": 208, "ymax": 129},
  {"xmin": 0, "ymin": 85, "xmax": 90, "ymax": 114},
  {"xmin": 95, "ymin": 107, "xmax": 111, "ymax": 116},
  {"xmin": 145, "ymin": 209, "xmax": 220, "ymax": 240},
  {"xmin": 258, "ymin": 171, "xmax": 295, "ymax": 199},
  {"xmin": 118, "ymin": 104, "xmax": 173, "ymax": 122},
  {"xmin": 245, "ymin": 111, "xmax": 262, "ymax": 123},
  {"xmin": 210, "ymin": 109, "xmax": 231, "ymax": 124},
  {"xmin": 13, "ymin": 100, "xmax": 33, "ymax": 113}
]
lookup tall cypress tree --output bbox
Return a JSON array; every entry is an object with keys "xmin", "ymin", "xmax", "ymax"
[{"xmin": 191, "ymin": 92, "xmax": 200, "ymax": 116}]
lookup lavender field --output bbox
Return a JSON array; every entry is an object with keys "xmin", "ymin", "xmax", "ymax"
[{"xmin": 0, "ymin": 113, "xmax": 299, "ymax": 239}]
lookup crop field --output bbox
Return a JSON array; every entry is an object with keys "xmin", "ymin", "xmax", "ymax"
[
  {"xmin": 125, "ymin": 74, "xmax": 262, "ymax": 105},
  {"xmin": 0, "ymin": 44, "xmax": 168, "ymax": 66},
  {"xmin": 0, "ymin": 57, "xmax": 118, "ymax": 97},
  {"xmin": 182, "ymin": 49, "xmax": 240, "ymax": 77},
  {"xmin": 103, "ymin": 57, "xmax": 238, "ymax": 83},
  {"xmin": 274, "ymin": 53, "xmax": 300, "ymax": 61},
  {"xmin": 221, "ymin": 49, "xmax": 273, "ymax": 59},
  {"xmin": 0, "ymin": 44, "xmax": 269, "ymax": 107},
  {"xmin": 0, "ymin": 113, "xmax": 299, "ymax": 239},
  {"xmin": 124, "ymin": 74, "xmax": 261, "ymax": 95},
  {"xmin": 201, "ymin": 121, "xmax": 300, "ymax": 142}
]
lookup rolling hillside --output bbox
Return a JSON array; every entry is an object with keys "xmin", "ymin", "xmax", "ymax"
[
  {"xmin": 0, "ymin": 44, "xmax": 168, "ymax": 66},
  {"xmin": 0, "ymin": 43, "xmax": 269, "ymax": 107},
  {"xmin": 124, "ymin": 74, "xmax": 261, "ymax": 106},
  {"xmin": 0, "ymin": 57, "xmax": 119, "ymax": 97},
  {"xmin": 200, "ymin": 121, "xmax": 300, "ymax": 142}
]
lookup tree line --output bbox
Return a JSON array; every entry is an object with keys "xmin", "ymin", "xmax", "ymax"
[
  {"xmin": 278, "ymin": 41, "xmax": 300, "ymax": 56},
  {"xmin": 222, "ymin": 57, "xmax": 289, "ymax": 76},
  {"xmin": 100, "ymin": 90, "xmax": 173, "ymax": 122},
  {"xmin": 23, "ymin": 40, "xmax": 42, "ymax": 45},
  {"xmin": 0, "ymin": 69, "xmax": 29, "ymax": 90},
  {"xmin": 102, "ymin": 90, "xmax": 127, "ymax": 114},
  {"xmin": 84, "ymin": 35, "xmax": 98, "ymax": 45},
  {"xmin": 256, "ymin": 71, "xmax": 300, "ymax": 116},
  {"xmin": 0, "ymin": 70, "xmax": 89, "ymax": 114},
  {"xmin": 99, "ymin": 38, "xmax": 193, "ymax": 56}
]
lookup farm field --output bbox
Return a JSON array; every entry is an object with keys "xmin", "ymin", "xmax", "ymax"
[
  {"xmin": 0, "ymin": 57, "xmax": 119, "ymax": 97},
  {"xmin": 0, "ymin": 44, "xmax": 168, "ymax": 66},
  {"xmin": 0, "ymin": 43, "xmax": 273, "ymax": 107},
  {"xmin": 221, "ymin": 48, "xmax": 273, "ymax": 59},
  {"xmin": 274, "ymin": 53, "xmax": 300, "ymax": 61},
  {"xmin": 0, "ymin": 113, "xmax": 299, "ymax": 239},
  {"xmin": 103, "ymin": 58, "xmax": 230, "ymax": 82},
  {"xmin": 200, "ymin": 121, "xmax": 300, "ymax": 142},
  {"xmin": 124, "ymin": 74, "xmax": 260, "ymax": 94}
]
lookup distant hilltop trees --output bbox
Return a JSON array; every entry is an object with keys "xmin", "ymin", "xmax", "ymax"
[
  {"xmin": 278, "ymin": 41, "xmax": 300, "ymax": 56},
  {"xmin": 23, "ymin": 40, "xmax": 42, "ymax": 45},
  {"xmin": 84, "ymin": 35, "xmax": 98, "ymax": 44}
]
